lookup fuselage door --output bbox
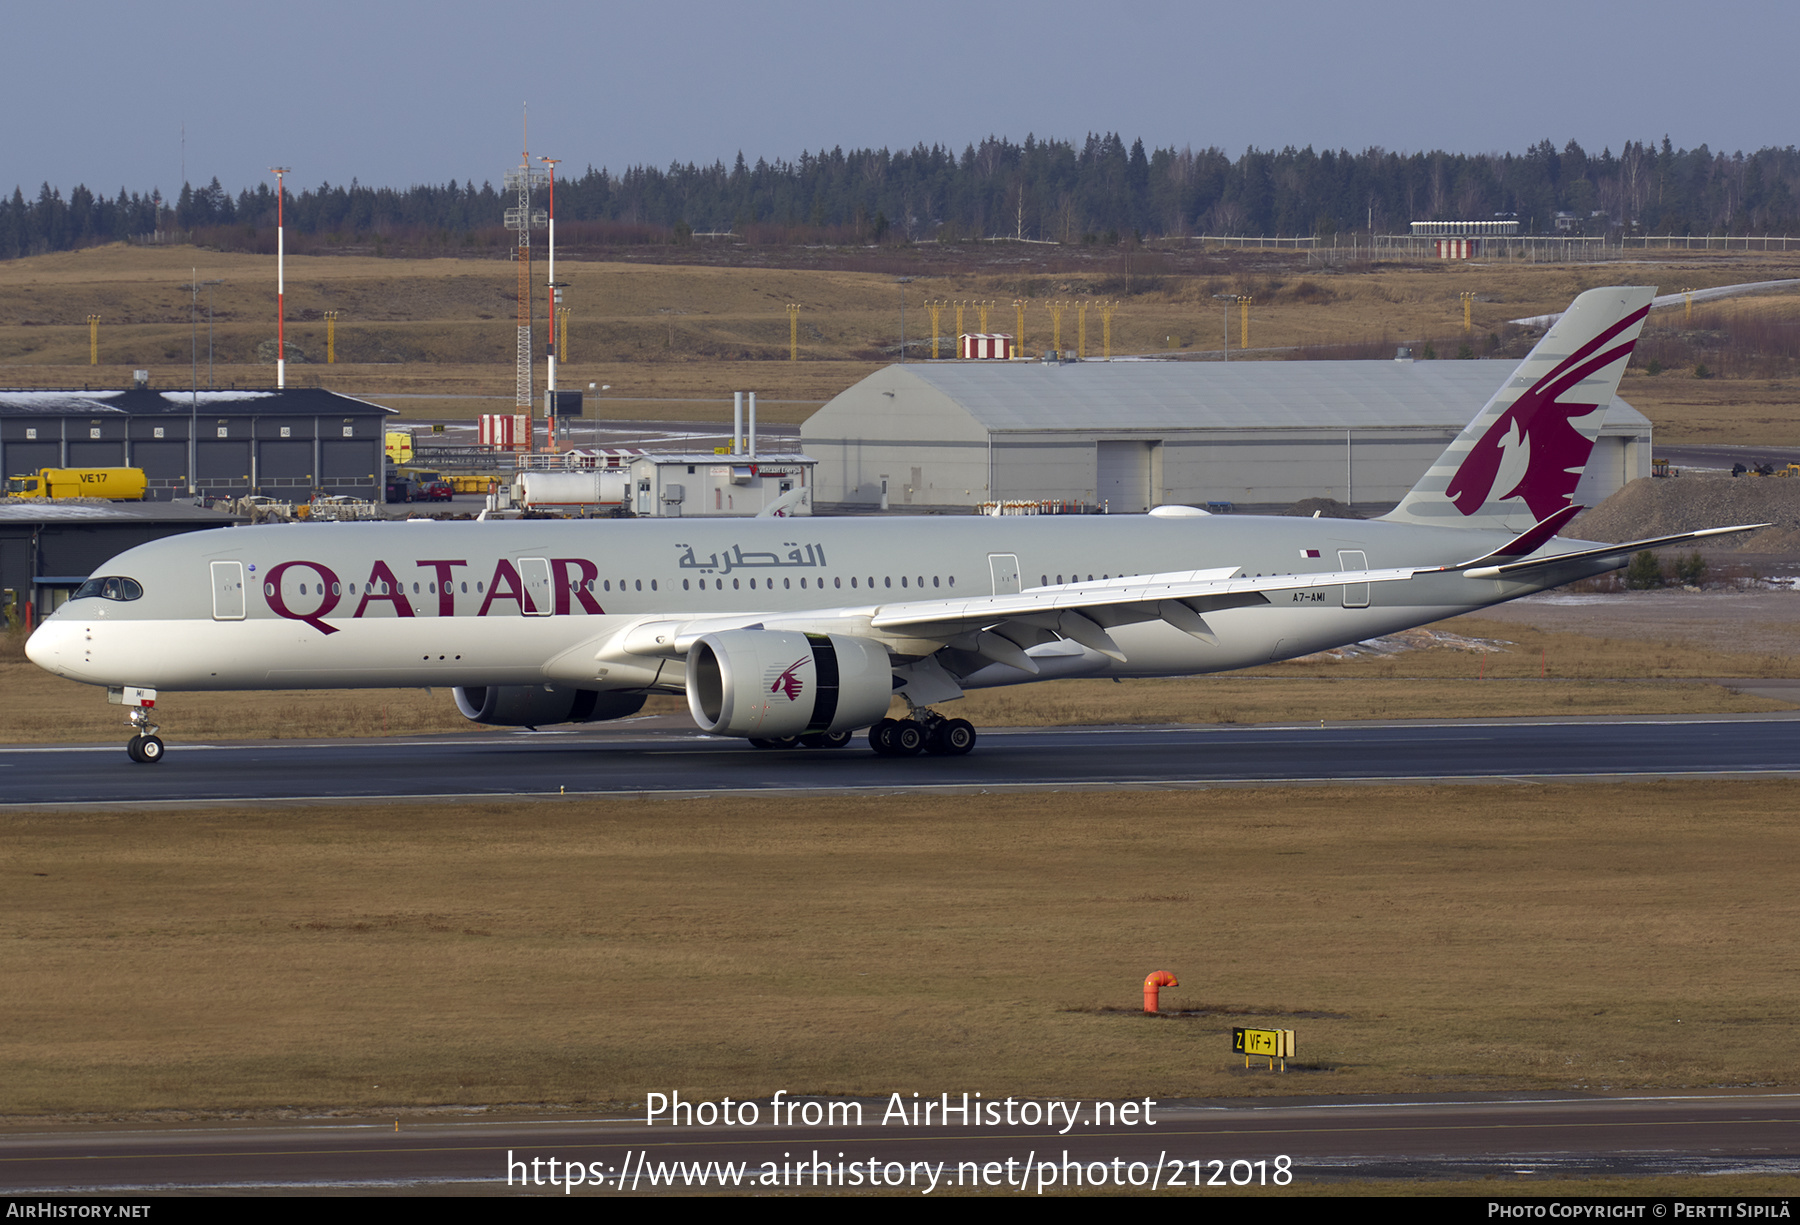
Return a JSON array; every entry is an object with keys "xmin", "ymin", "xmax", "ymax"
[
  {"xmin": 1337, "ymin": 550, "xmax": 1370, "ymax": 608},
  {"xmin": 988, "ymin": 553, "xmax": 1022, "ymax": 595},
  {"xmin": 211, "ymin": 560, "xmax": 246, "ymax": 621},
  {"xmin": 519, "ymin": 557, "xmax": 553, "ymax": 616}
]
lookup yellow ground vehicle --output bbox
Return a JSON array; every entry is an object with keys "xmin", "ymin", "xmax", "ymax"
[{"xmin": 6, "ymin": 467, "xmax": 148, "ymax": 501}]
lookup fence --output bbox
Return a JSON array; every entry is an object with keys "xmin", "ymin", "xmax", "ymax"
[
  {"xmin": 1625, "ymin": 235, "xmax": 1800, "ymax": 251},
  {"xmin": 1195, "ymin": 233, "xmax": 1799, "ymax": 262}
]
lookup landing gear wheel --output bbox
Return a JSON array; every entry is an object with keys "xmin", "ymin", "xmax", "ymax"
[
  {"xmin": 801, "ymin": 730, "xmax": 852, "ymax": 749},
  {"xmin": 127, "ymin": 735, "xmax": 165, "ymax": 764},
  {"xmin": 928, "ymin": 718, "xmax": 976, "ymax": 757},
  {"xmin": 890, "ymin": 720, "xmax": 925, "ymax": 756},
  {"xmin": 868, "ymin": 718, "xmax": 898, "ymax": 755}
]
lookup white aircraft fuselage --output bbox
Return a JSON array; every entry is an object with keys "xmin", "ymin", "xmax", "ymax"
[{"xmin": 27, "ymin": 511, "xmax": 1607, "ymax": 695}]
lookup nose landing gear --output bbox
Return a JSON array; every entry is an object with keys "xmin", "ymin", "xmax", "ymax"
[
  {"xmin": 111, "ymin": 687, "xmax": 166, "ymax": 765},
  {"xmin": 125, "ymin": 706, "xmax": 166, "ymax": 765}
]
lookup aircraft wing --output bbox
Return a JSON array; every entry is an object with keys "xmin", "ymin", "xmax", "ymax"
[
  {"xmin": 868, "ymin": 565, "xmax": 1420, "ymax": 655},
  {"xmin": 606, "ymin": 563, "xmax": 1424, "ymax": 672}
]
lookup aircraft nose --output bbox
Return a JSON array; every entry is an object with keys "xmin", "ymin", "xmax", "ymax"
[{"xmin": 24, "ymin": 620, "xmax": 79, "ymax": 677}]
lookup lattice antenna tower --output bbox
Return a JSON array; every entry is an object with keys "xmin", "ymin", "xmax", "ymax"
[{"xmin": 502, "ymin": 109, "xmax": 548, "ymax": 441}]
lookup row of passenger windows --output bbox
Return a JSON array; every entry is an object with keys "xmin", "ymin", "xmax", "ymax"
[
  {"xmin": 260, "ymin": 573, "xmax": 1215, "ymax": 601},
  {"xmin": 271, "ymin": 579, "xmax": 666, "ymax": 597},
  {"xmin": 271, "ymin": 576, "xmax": 960, "ymax": 598},
  {"xmin": 681, "ymin": 575, "xmax": 955, "ymax": 592}
]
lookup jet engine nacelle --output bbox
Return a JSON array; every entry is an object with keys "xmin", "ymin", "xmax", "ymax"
[
  {"xmin": 453, "ymin": 685, "xmax": 647, "ymax": 728},
  {"xmin": 686, "ymin": 629, "xmax": 893, "ymax": 738}
]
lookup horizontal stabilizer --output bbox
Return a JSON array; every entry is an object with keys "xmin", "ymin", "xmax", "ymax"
[{"xmin": 1461, "ymin": 523, "xmax": 1768, "ymax": 579}]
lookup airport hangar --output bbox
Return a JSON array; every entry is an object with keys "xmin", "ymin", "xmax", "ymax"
[
  {"xmin": 800, "ymin": 359, "xmax": 1652, "ymax": 515},
  {"xmin": 0, "ymin": 387, "xmax": 395, "ymax": 503}
]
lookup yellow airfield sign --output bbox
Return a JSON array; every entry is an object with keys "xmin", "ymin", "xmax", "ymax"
[{"xmin": 1232, "ymin": 1027, "xmax": 1296, "ymax": 1070}]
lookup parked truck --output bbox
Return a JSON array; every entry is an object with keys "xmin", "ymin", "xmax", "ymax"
[{"xmin": 6, "ymin": 467, "xmax": 148, "ymax": 501}]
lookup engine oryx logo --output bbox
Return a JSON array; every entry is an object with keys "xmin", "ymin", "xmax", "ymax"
[
  {"xmin": 1446, "ymin": 304, "xmax": 1649, "ymax": 521},
  {"xmin": 767, "ymin": 656, "xmax": 809, "ymax": 702}
]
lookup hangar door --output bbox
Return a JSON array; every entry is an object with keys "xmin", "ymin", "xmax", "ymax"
[
  {"xmin": 67, "ymin": 441, "xmax": 126, "ymax": 467},
  {"xmin": 1096, "ymin": 441, "xmax": 1157, "ymax": 512},
  {"xmin": 197, "ymin": 440, "xmax": 252, "ymax": 491},
  {"xmin": 131, "ymin": 441, "xmax": 188, "ymax": 495},
  {"xmin": 321, "ymin": 439, "xmax": 380, "ymax": 494},
  {"xmin": 5, "ymin": 442, "xmax": 61, "ymax": 475}
]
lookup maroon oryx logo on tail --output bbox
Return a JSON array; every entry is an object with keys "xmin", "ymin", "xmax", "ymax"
[
  {"xmin": 1446, "ymin": 304, "xmax": 1649, "ymax": 520},
  {"xmin": 769, "ymin": 656, "xmax": 809, "ymax": 702}
]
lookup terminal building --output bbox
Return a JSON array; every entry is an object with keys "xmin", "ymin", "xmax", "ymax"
[
  {"xmin": 800, "ymin": 359, "xmax": 1651, "ymax": 515},
  {"xmin": 0, "ymin": 387, "xmax": 394, "ymax": 502}
]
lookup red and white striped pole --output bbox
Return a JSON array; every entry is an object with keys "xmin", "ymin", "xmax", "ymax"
[
  {"xmin": 541, "ymin": 156, "xmax": 559, "ymax": 449},
  {"xmin": 270, "ymin": 166, "xmax": 290, "ymax": 389}
]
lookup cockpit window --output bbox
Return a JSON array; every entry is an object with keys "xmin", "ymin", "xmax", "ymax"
[{"xmin": 72, "ymin": 576, "xmax": 144, "ymax": 602}]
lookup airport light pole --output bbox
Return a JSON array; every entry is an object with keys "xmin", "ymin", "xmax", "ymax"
[
  {"xmin": 1213, "ymin": 293, "xmax": 1233, "ymax": 361},
  {"xmin": 202, "ymin": 279, "xmax": 223, "ymax": 387},
  {"xmin": 541, "ymin": 156, "xmax": 560, "ymax": 451},
  {"xmin": 190, "ymin": 269, "xmax": 200, "ymax": 497},
  {"xmin": 190, "ymin": 268, "xmax": 199, "ymax": 403},
  {"xmin": 269, "ymin": 167, "xmax": 290, "ymax": 389},
  {"xmin": 587, "ymin": 382, "xmax": 610, "ymax": 455},
  {"xmin": 896, "ymin": 277, "xmax": 913, "ymax": 362}
]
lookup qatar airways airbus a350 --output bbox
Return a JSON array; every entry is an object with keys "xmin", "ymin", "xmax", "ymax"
[{"xmin": 27, "ymin": 286, "xmax": 1755, "ymax": 763}]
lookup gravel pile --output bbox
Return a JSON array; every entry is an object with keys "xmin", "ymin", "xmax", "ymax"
[{"xmin": 1569, "ymin": 475, "xmax": 1800, "ymax": 553}]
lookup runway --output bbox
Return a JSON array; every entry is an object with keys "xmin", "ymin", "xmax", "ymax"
[
  {"xmin": 3, "ymin": 713, "xmax": 1798, "ymax": 806},
  {"xmin": 4, "ymin": 1093, "xmax": 1797, "ymax": 1193}
]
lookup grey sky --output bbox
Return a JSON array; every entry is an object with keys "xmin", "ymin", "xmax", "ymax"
[{"xmin": 8, "ymin": 0, "xmax": 1792, "ymax": 199}]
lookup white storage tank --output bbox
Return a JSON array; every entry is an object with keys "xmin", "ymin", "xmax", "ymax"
[{"xmin": 512, "ymin": 469, "xmax": 631, "ymax": 510}]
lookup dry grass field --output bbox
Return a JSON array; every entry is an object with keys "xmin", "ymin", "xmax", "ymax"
[
  {"xmin": 1, "ymin": 243, "xmax": 1796, "ymax": 440},
  {"xmin": 4, "ymin": 782, "xmax": 1799, "ymax": 1118}
]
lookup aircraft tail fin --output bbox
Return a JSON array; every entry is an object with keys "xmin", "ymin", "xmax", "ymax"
[{"xmin": 1381, "ymin": 286, "xmax": 1654, "ymax": 531}]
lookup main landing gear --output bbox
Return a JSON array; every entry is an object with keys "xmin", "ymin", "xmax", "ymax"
[
  {"xmin": 745, "ymin": 711, "xmax": 979, "ymax": 757},
  {"xmin": 868, "ymin": 711, "xmax": 976, "ymax": 758},
  {"xmin": 126, "ymin": 706, "xmax": 166, "ymax": 765}
]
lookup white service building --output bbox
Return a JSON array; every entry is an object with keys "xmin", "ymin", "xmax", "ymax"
[
  {"xmin": 627, "ymin": 452, "xmax": 815, "ymax": 517},
  {"xmin": 800, "ymin": 359, "xmax": 1651, "ymax": 513}
]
